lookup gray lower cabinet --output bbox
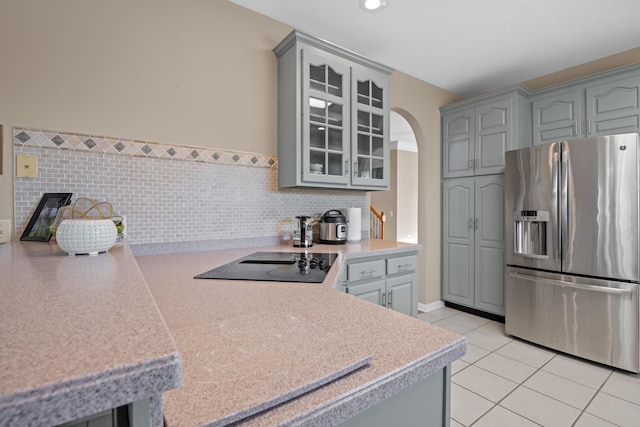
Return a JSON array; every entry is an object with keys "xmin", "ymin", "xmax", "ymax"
[
  {"xmin": 340, "ymin": 365, "xmax": 451, "ymax": 427},
  {"xmin": 442, "ymin": 175, "xmax": 505, "ymax": 316},
  {"xmin": 343, "ymin": 252, "xmax": 418, "ymax": 317},
  {"xmin": 532, "ymin": 69, "xmax": 640, "ymax": 144},
  {"xmin": 56, "ymin": 399, "xmax": 151, "ymax": 427}
]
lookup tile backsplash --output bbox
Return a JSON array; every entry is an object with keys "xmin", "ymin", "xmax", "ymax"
[{"xmin": 13, "ymin": 128, "xmax": 369, "ymax": 247}]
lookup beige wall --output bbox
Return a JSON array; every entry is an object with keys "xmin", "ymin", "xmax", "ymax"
[
  {"xmin": 370, "ymin": 148, "xmax": 418, "ymax": 244},
  {"xmin": 0, "ymin": 0, "xmax": 290, "ymax": 222},
  {"xmin": 390, "ymin": 74, "xmax": 462, "ymax": 304},
  {"xmin": 0, "ymin": 0, "xmax": 461, "ymax": 305},
  {"xmin": 396, "ymin": 149, "xmax": 418, "ymax": 244}
]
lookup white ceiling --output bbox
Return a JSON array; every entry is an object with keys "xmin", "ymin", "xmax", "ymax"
[{"xmin": 229, "ymin": 0, "xmax": 640, "ymax": 97}]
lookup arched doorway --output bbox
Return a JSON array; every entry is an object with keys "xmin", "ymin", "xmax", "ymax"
[{"xmin": 370, "ymin": 111, "xmax": 419, "ymax": 243}]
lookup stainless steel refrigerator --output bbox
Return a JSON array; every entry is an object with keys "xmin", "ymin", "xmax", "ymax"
[{"xmin": 505, "ymin": 133, "xmax": 640, "ymax": 372}]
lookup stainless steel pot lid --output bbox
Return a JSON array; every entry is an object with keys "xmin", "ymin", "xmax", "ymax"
[{"xmin": 321, "ymin": 210, "xmax": 346, "ymax": 223}]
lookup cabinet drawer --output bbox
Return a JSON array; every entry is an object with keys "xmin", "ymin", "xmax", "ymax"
[
  {"xmin": 387, "ymin": 255, "xmax": 418, "ymax": 275},
  {"xmin": 347, "ymin": 259, "xmax": 385, "ymax": 281}
]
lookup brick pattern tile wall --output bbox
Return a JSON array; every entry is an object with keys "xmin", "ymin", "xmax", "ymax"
[{"xmin": 13, "ymin": 128, "xmax": 369, "ymax": 245}]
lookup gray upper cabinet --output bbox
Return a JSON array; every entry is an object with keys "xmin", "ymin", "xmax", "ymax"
[
  {"xmin": 441, "ymin": 89, "xmax": 531, "ymax": 178},
  {"xmin": 442, "ymin": 108, "xmax": 474, "ymax": 178},
  {"xmin": 352, "ymin": 65, "xmax": 390, "ymax": 186},
  {"xmin": 274, "ymin": 30, "xmax": 393, "ymax": 190},
  {"xmin": 532, "ymin": 67, "xmax": 640, "ymax": 144},
  {"xmin": 586, "ymin": 75, "xmax": 640, "ymax": 137},
  {"xmin": 532, "ymin": 89, "xmax": 583, "ymax": 145}
]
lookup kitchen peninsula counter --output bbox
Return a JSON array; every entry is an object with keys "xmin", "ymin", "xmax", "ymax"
[
  {"xmin": 0, "ymin": 241, "xmax": 182, "ymax": 426},
  {"xmin": 136, "ymin": 240, "xmax": 466, "ymax": 426}
]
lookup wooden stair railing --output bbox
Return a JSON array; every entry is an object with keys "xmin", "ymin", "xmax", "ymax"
[{"xmin": 370, "ymin": 204, "xmax": 386, "ymax": 240}]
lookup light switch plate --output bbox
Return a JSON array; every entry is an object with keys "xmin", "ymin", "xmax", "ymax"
[
  {"xmin": 0, "ymin": 219, "xmax": 11, "ymax": 244},
  {"xmin": 16, "ymin": 154, "xmax": 38, "ymax": 178}
]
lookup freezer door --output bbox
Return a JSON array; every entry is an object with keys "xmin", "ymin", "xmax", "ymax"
[
  {"xmin": 505, "ymin": 142, "xmax": 560, "ymax": 271},
  {"xmin": 505, "ymin": 267, "xmax": 639, "ymax": 372},
  {"xmin": 562, "ymin": 133, "xmax": 640, "ymax": 281}
]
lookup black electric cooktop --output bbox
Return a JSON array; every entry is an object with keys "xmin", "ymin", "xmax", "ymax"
[{"xmin": 194, "ymin": 252, "xmax": 338, "ymax": 283}]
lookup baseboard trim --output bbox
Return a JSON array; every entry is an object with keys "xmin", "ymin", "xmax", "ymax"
[
  {"xmin": 418, "ymin": 300, "xmax": 445, "ymax": 314},
  {"xmin": 444, "ymin": 301, "xmax": 505, "ymax": 323}
]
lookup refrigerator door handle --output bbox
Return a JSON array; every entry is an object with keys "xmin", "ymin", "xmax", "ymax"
[
  {"xmin": 507, "ymin": 272, "xmax": 633, "ymax": 296},
  {"xmin": 561, "ymin": 145, "xmax": 570, "ymax": 266},
  {"xmin": 552, "ymin": 149, "xmax": 560, "ymax": 263}
]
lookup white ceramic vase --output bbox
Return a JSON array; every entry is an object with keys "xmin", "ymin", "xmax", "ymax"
[{"xmin": 56, "ymin": 219, "xmax": 118, "ymax": 256}]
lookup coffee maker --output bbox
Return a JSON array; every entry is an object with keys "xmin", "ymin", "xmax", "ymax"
[{"xmin": 293, "ymin": 216, "xmax": 314, "ymax": 247}]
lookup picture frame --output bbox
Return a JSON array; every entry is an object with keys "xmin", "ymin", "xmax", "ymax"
[{"xmin": 20, "ymin": 193, "xmax": 73, "ymax": 242}]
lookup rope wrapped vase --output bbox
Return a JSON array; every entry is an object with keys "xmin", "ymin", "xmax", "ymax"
[{"xmin": 50, "ymin": 198, "xmax": 124, "ymax": 256}]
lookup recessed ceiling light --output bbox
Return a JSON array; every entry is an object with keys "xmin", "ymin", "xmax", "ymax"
[{"xmin": 360, "ymin": 0, "xmax": 387, "ymax": 12}]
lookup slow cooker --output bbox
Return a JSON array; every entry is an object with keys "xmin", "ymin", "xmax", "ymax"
[{"xmin": 319, "ymin": 210, "xmax": 347, "ymax": 244}]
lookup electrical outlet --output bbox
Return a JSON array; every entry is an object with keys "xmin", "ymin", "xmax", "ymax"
[
  {"xmin": 16, "ymin": 154, "xmax": 38, "ymax": 178},
  {"xmin": 0, "ymin": 219, "xmax": 11, "ymax": 244}
]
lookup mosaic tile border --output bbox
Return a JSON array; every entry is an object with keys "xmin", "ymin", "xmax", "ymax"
[{"xmin": 13, "ymin": 127, "xmax": 278, "ymax": 169}]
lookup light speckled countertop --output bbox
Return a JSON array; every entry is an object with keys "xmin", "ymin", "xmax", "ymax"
[
  {"xmin": 136, "ymin": 239, "xmax": 466, "ymax": 426},
  {"xmin": 0, "ymin": 242, "xmax": 182, "ymax": 426}
]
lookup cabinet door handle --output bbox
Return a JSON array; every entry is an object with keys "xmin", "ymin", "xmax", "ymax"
[
  {"xmin": 468, "ymin": 159, "xmax": 474, "ymax": 170},
  {"xmin": 388, "ymin": 290, "xmax": 392, "ymax": 308},
  {"xmin": 397, "ymin": 263, "xmax": 412, "ymax": 270},
  {"xmin": 344, "ymin": 160, "xmax": 349, "ymax": 176},
  {"xmin": 475, "ymin": 218, "xmax": 479, "ymax": 230},
  {"xmin": 381, "ymin": 291, "xmax": 386, "ymax": 307},
  {"xmin": 587, "ymin": 120, "xmax": 592, "ymax": 135},
  {"xmin": 360, "ymin": 269, "xmax": 377, "ymax": 277},
  {"xmin": 475, "ymin": 157, "xmax": 479, "ymax": 169},
  {"xmin": 574, "ymin": 123, "xmax": 578, "ymax": 136},
  {"xmin": 468, "ymin": 218, "xmax": 474, "ymax": 230},
  {"xmin": 353, "ymin": 161, "xmax": 357, "ymax": 177}
]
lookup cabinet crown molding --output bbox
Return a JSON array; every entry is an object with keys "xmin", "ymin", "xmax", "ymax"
[{"xmin": 274, "ymin": 29, "xmax": 394, "ymax": 76}]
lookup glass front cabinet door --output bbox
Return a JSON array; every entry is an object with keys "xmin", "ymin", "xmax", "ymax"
[
  {"xmin": 352, "ymin": 66, "xmax": 390, "ymax": 187},
  {"xmin": 303, "ymin": 49, "xmax": 351, "ymax": 185},
  {"xmin": 274, "ymin": 30, "xmax": 393, "ymax": 191}
]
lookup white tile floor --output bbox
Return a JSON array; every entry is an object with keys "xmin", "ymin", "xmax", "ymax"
[{"xmin": 418, "ymin": 306, "xmax": 640, "ymax": 427}]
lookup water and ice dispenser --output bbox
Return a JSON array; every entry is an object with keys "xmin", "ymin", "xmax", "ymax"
[{"xmin": 513, "ymin": 210, "xmax": 549, "ymax": 259}]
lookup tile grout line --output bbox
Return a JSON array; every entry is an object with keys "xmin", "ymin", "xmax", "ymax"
[{"xmin": 570, "ymin": 370, "xmax": 617, "ymax": 427}]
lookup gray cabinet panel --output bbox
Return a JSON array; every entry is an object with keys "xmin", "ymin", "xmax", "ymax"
[
  {"xmin": 444, "ymin": 179, "xmax": 474, "ymax": 241},
  {"xmin": 476, "ymin": 99, "xmax": 511, "ymax": 175},
  {"xmin": 586, "ymin": 76, "xmax": 640, "ymax": 136},
  {"xmin": 445, "ymin": 243, "xmax": 473, "ymax": 303},
  {"xmin": 475, "ymin": 175, "xmax": 505, "ymax": 315},
  {"xmin": 442, "ymin": 176, "xmax": 505, "ymax": 315},
  {"xmin": 344, "ymin": 252, "xmax": 419, "ymax": 317},
  {"xmin": 340, "ymin": 367, "xmax": 450, "ymax": 427},
  {"xmin": 442, "ymin": 89, "xmax": 530, "ymax": 178},
  {"xmin": 532, "ymin": 71, "xmax": 640, "ymax": 144},
  {"xmin": 532, "ymin": 90, "xmax": 582, "ymax": 145},
  {"xmin": 442, "ymin": 109, "xmax": 474, "ymax": 178},
  {"xmin": 347, "ymin": 259, "xmax": 385, "ymax": 281},
  {"xmin": 442, "ymin": 179, "xmax": 475, "ymax": 307},
  {"xmin": 351, "ymin": 65, "xmax": 390, "ymax": 187},
  {"xmin": 348, "ymin": 280, "xmax": 385, "ymax": 306},
  {"xmin": 387, "ymin": 274, "xmax": 417, "ymax": 317},
  {"xmin": 475, "ymin": 246, "xmax": 505, "ymax": 313},
  {"xmin": 301, "ymin": 47, "xmax": 351, "ymax": 186}
]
